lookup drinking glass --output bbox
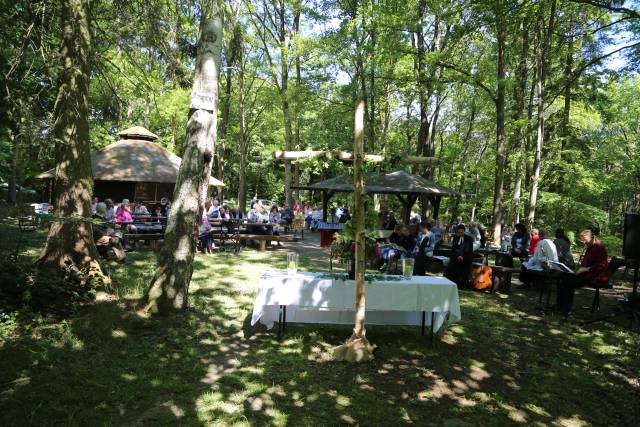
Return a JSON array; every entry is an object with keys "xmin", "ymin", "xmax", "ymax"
[
  {"xmin": 287, "ymin": 252, "xmax": 299, "ymax": 276},
  {"xmin": 402, "ymin": 258, "xmax": 414, "ymax": 280}
]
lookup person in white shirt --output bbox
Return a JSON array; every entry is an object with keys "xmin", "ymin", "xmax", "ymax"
[
  {"xmin": 519, "ymin": 229, "xmax": 558, "ymax": 287},
  {"xmin": 207, "ymin": 198, "xmax": 220, "ymax": 218},
  {"xmin": 91, "ymin": 197, "xmax": 98, "ymax": 214}
]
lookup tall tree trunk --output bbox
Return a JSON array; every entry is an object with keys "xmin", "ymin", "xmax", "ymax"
[
  {"xmin": 509, "ymin": 20, "xmax": 530, "ymax": 226},
  {"xmin": 332, "ymin": 100, "xmax": 374, "ymax": 362},
  {"xmin": 451, "ymin": 97, "xmax": 477, "ymax": 219},
  {"xmin": 37, "ymin": 0, "xmax": 102, "ymax": 276},
  {"xmin": 217, "ymin": 20, "xmax": 241, "ymax": 201},
  {"xmin": 142, "ymin": 2, "xmax": 222, "ymax": 314},
  {"xmin": 237, "ymin": 45, "xmax": 248, "ymax": 213},
  {"xmin": 527, "ymin": 1, "xmax": 556, "ymax": 228},
  {"xmin": 491, "ymin": 11, "xmax": 507, "ymax": 245},
  {"xmin": 293, "ymin": 7, "xmax": 302, "ymax": 204},
  {"xmin": 558, "ymin": 22, "xmax": 573, "ymax": 193},
  {"xmin": 8, "ymin": 129, "xmax": 17, "ymax": 205},
  {"xmin": 279, "ymin": 0, "xmax": 293, "ymax": 208}
]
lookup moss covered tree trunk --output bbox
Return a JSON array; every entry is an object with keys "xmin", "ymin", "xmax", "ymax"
[
  {"xmin": 37, "ymin": 0, "xmax": 102, "ymax": 276},
  {"xmin": 332, "ymin": 100, "xmax": 375, "ymax": 363},
  {"xmin": 142, "ymin": 1, "xmax": 223, "ymax": 314}
]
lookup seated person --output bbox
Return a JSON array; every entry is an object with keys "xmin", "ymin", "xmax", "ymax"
[
  {"xmin": 230, "ymin": 206, "xmax": 245, "ymax": 219},
  {"xmin": 519, "ymin": 229, "xmax": 558, "ymax": 287},
  {"xmin": 115, "ymin": 199, "xmax": 136, "ymax": 248},
  {"xmin": 339, "ymin": 208, "xmax": 351, "ymax": 223},
  {"xmin": 380, "ymin": 224, "xmax": 415, "ymax": 267},
  {"xmin": 133, "ymin": 201, "xmax": 150, "ymax": 216},
  {"xmin": 557, "ymin": 230, "xmax": 609, "ymax": 315},
  {"xmin": 207, "ymin": 198, "xmax": 220, "ymax": 218},
  {"xmin": 554, "ymin": 228, "xmax": 575, "ymax": 269},
  {"xmin": 104, "ymin": 198, "xmax": 115, "ymax": 222},
  {"xmin": 444, "ymin": 224, "xmax": 474, "ymax": 288},
  {"xmin": 383, "ymin": 212, "xmax": 397, "ymax": 231},
  {"xmin": 432, "ymin": 220, "xmax": 446, "ymax": 247},
  {"xmin": 511, "ymin": 222, "xmax": 530, "ymax": 259},
  {"xmin": 281, "ymin": 206, "xmax": 294, "ymax": 226},
  {"xmin": 413, "ymin": 221, "xmax": 437, "ymax": 276},
  {"xmin": 268, "ymin": 206, "xmax": 281, "ymax": 236},
  {"xmin": 247, "ymin": 203, "xmax": 268, "ymax": 235},
  {"xmin": 310, "ymin": 208, "xmax": 323, "ymax": 230},
  {"xmin": 219, "ymin": 206, "xmax": 231, "ymax": 220},
  {"xmin": 529, "ymin": 228, "xmax": 541, "ymax": 255},
  {"xmin": 92, "ymin": 202, "xmax": 127, "ymax": 263}
]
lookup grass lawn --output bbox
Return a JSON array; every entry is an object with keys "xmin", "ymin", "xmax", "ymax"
[{"xmin": 1, "ymin": 223, "xmax": 639, "ymax": 426}]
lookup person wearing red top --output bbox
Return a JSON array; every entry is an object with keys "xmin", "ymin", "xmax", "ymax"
[
  {"xmin": 529, "ymin": 228, "xmax": 540, "ymax": 255},
  {"xmin": 557, "ymin": 229, "xmax": 609, "ymax": 315}
]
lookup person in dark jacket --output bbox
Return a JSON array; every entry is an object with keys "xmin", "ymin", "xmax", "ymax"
[
  {"xmin": 511, "ymin": 223, "xmax": 530, "ymax": 259},
  {"xmin": 445, "ymin": 224, "xmax": 474, "ymax": 288},
  {"xmin": 413, "ymin": 221, "xmax": 436, "ymax": 276},
  {"xmin": 554, "ymin": 228, "xmax": 575, "ymax": 269}
]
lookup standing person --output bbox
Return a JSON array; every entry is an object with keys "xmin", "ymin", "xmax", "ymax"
[
  {"xmin": 511, "ymin": 223, "xmax": 530, "ymax": 259},
  {"xmin": 413, "ymin": 221, "xmax": 436, "ymax": 275},
  {"xmin": 91, "ymin": 196, "xmax": 98, "ymax": 214},
  {"xmin": 115, "ymin": 199, "xmax": 136, "ymax": 249},
  {"xmin": 501, "ymin": 225, "xmax": 514, "ymax": 252},
  {"xmin": 304, "ymin": 204, "xmax": 313, "ymax": 229},
  {"xmin": 554, "ymin": 228, "xmax": 575, "ymax": 269},
  {"xmin": 198, "ymin": 213, "xmax": 213, "ymax": 254},
  {"xmin": 467, "ymin": 222, "xmax": 481, "ymax": 252},
  {"xmin": 519, "ymin": 229, "xmax": 558, "ymax": 287},
  {"xmin": 339, "ymin": 208, "xmax": 351, "ymax": 223},
  {"xmin": 557, "ymin": 230, "xmax": 609, "ymax": 315},
  {"xmin": 529, "ymin": 228, "xmax": 541, "ymax": 255},
  {"xmin": 159, "ymin": 197, "xmax": 170, "ymax": 216},
  {"xmin": 444, "ymin": 224, "xmax": 474, "ymax": 288}
]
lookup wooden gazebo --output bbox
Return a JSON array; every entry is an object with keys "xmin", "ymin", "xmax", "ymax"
[
  {"xmin": 292, "ymin": 170, "xmax": 459, "ymax": 223},
  {"xmin": 36, "ymin": 126, "xmax": 224, "ymax": 203}
]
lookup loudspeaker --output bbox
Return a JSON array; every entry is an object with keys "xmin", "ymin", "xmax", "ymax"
[{"xmin": 623, "ymin": 212, "xmax": 640, "ymax": 260}]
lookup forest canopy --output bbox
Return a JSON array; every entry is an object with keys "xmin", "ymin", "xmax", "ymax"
[{"xmin": 1, "ymin": 0, "xmax": 639, "ymax": 245}]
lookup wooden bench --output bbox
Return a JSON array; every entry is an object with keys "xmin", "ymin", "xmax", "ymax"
[
  {"xmin": 18, "ymin": 216, "xmax": 37, "ymax": 232},
  {"xmin": 124, "ymin": 233, "xmax": 164, "ymax": 250},
  {"xmin": 237, "ymin": 234, "xmax": 299, "ymax": 251}
]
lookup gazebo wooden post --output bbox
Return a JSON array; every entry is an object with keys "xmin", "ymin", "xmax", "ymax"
[
  {"xmin": 432, "ymin": 196, "xmax": 442, "ymax": 220},
  {"xmin": 322, "ymin": 190, "xmax": 328, "ymax": 221}
]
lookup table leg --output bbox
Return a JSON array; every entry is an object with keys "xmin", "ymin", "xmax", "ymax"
[
  {"xmin": 430, "ymin": 312, "xmax": 435, "ymax": 344},
  {"xmin": 282, "ymin": 305, "xmax": 287, "ymax": 334},
  {"xmin": 277, "ymin": 305, "xmax": 283, "ymax": 340},
  {"xmin": 421, "ymin": 311, "xmax": 426, "ymax": 336}
]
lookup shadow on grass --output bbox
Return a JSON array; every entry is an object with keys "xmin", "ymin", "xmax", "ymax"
[{"xmin": 1, "ymin": 222, "xmax": 640, "ymax": 425}]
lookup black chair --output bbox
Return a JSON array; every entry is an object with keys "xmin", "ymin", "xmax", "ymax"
[{"xmin": 588, "ymin": 259, "xmax": 624, "ymax": 314}]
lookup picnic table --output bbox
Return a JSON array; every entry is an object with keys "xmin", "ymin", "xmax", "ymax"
[{"xmin": 251, "ymin": 270, "xmax": 461, "ymax": 342}]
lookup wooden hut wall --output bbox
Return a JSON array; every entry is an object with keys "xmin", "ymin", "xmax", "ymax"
[{"xmin": 93, "ymin": 180, "xmax": 136, "ymax": 202}]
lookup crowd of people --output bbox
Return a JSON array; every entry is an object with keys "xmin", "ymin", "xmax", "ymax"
[
  {"xmin": 88, "ymin": 192, "xmax": 617, "ymax": 316},
  {"xmin": 89, "ymin": 196, "xmax": 172, "ymax": 263}
]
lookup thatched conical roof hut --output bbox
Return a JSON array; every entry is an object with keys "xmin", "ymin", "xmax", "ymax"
[{"xmin": 37, "ymin": 126, "xmax": 223, "ymax": 203}]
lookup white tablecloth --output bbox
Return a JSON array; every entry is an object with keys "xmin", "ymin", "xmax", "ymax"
[{"xmin": 251, "ymin": 271, "xmax": 461, "ymax": 333}]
